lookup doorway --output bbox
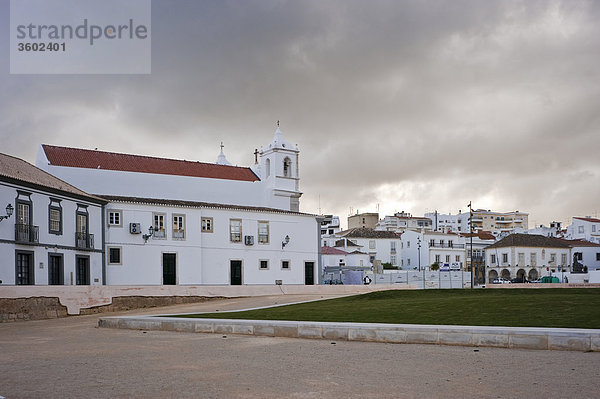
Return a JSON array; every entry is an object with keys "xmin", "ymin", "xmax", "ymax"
[
  {"xmin": 163, "ymin": 253, "xmax": 176, "ymax": 285},
  {"xmin": 230, "ymin": 260, "xmax": 242, "ymax": 285},
  {"xmin": 48, "ymin": 254, "xmax": 64, "ymax": 285},
  {"xmin": 76, "ymin": 256, "xmax": 90, "ymax": 285},
  {"xmin": 304, "ymin": 262, "xmax": 315, "ymax": 285}
]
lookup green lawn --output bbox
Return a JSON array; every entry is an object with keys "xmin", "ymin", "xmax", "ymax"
[{"xmin": 171, "ymin": 289, "xmax": 600, "ymax": 329}]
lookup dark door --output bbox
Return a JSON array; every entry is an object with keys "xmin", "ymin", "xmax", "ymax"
[
  {"xmin": 230, "ymin": 260, "xmax": 242, "ymax": 285},
  {"xmin": 48, "ymin": 255, "xmax": 64, "ymax": 285},
  {"xmin": 304, "ymin": 262, "xmax": 315, "ymax": 285},
  {"xmin": 76, "ymin": 257, "xmax": 90, "ymax": 285},
  {"xmin": 163, "ymin": 253, "xmax": 176, "ymax": 285},
  {"xmin": 16, "ymin": 252, "xmax": 34, "ymax": 285}
]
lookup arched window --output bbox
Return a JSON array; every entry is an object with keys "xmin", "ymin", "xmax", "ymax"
[
  {"xmin": 265, "ymin": 158, "xmax": 271, "ymax": 177},
  {"xmin": 283, "ymin": 157, "xmax": 291, "ymax": 177}
]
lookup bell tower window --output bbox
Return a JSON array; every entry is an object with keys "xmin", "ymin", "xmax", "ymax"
[
  {"xmin": 283, "ymin": 157, "xmax": 291, "ymax": 177},
  {"xmin": 265, "ymin": 158, "xmax": 270, "ymax": 177}
]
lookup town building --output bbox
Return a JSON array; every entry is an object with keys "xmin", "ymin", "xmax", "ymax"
[
  {"xmin": 459, "ymin": 230, "xmax": 496, "ymax": 284},
  {"xmin": 320, "ymin": 214, "xmax": 341, "ymax": 247},
  {"xmin": 321, "ymin": 245, "xmax": 370, "ymax": 284},
  {"xmin": 375, "ymin": 211, "xmax": 432, "ymax": 232},
  {"xmin": 35, "ymin": 126, "xmax": 321, "ymax": 285},
  {"xmin": 0, "ymin": 153, "xmax": 106, "ymax": 286},
  {"xmin": 347, "ymin": 212, "xmax": 379, "ymax": 229},
  {"xmin": 425, "ymin": 209, "xmax": 529, "ymax": 236},
  {"xmin": 336, "ymin": 227, "xmax": 400, "ymax": 268},
  {"xmin": 401, "ymin": 230, "xmax": 465, "ymax": 271},
  {"xmin": 559, "ymin": 239, "xmax": 600, "ymax": 271},
  {"xmin": 485, "ymin": 234, "xmax": 571, "ymax": 282},
  {"xmin": 565, "ymin": 217, "xmax": 600, "ymax": 244}
]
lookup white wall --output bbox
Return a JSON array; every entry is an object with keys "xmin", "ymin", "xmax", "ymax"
[{"xmin": 105, "ymin": 201, "xmax": 318, "ymax": 285}]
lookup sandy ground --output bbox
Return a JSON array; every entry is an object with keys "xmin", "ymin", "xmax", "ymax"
[{"xmin": 1, "ymin": 294, "xmax": 599, "ymax": 399}]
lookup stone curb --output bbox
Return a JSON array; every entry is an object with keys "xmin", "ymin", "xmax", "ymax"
[{"xmin": 98, "ymin": 316, "xmax": 600, "ymax": 352}]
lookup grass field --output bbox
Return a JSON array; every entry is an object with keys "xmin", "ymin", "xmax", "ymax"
[{"xmin": 172, "ymin": 288, "xmax": 600, "ymax": 329}]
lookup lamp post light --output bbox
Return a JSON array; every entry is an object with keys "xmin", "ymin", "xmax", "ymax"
[
  {"xmin": 142, "ymin": 226, "xmax": 154, "ymax": 243},
  {"xmin": 0, "ymin": 204, "xmax": 13, "ymax": 222},
  {"xmin": 282, "ymin": 235, "xmax": 290, "ymax": 249}
]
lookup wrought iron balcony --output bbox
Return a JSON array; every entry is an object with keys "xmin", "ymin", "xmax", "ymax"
[
  {"xmin": 75, "ymin": 232, "xmax": 94, "ymax": 249},
  {"xmin": 15, "ymin": 224, "xmax": 39, "ymax": 244},
  {"xmin": 429, "ymin": 243, "xmax": 465, "ymax": 249}
]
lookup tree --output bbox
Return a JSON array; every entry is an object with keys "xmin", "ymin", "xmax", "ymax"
[{"xmin": 430, "ymin": 262, "xmax": 440, "ymax": 271}]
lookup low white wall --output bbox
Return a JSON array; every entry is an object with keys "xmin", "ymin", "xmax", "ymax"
[{"xmin": 0, "ymin": 284, "xmax": 416, "ymax": 315}]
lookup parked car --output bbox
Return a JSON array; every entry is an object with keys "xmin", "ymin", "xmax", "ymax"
[
  {"xmin": 510, "ymin": 277, "xmax": 526, "ymax": 283},
  {"xmin": 492, "ymin": 278, "xmax": 511, "ymax": 284}
]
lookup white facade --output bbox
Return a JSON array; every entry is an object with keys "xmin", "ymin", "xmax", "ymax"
[
  {"xmin": 376, "ymin": 211, "xmax": 432, "ymax": 232},
  {"xmin": 401, "ymin": 230, "xmax": 468, "ymax": 271},
  {"xmin": 341, "ymin": 236, "xmax": 401, "ymax": 267},
  {"xmin": 565, "ymin": 217, "xmax": 600, "ymax": 244},
  {"xmin": 0, "ymin": 176, "xmax": 104, "ymax": 286},
  {"xmin": 320, "ymin": 214, "xmax": 341, "ymax": 247},
  {"xmin": 105, "ymin": 198, "xmax": 319, "ymax": 285},
  {"xmin": 486, "ymin": 245, "xmax": 571, "ymax": 281}
]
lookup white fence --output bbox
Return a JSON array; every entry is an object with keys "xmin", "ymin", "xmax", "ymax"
[{"xmin": 359, "ymin": 271, "xmax": 473, "ymax": 289}]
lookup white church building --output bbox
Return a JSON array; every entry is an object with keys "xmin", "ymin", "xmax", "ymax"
[{"xmin": 36, "ymin": 126, "xmax": 321, "ymax": 285}]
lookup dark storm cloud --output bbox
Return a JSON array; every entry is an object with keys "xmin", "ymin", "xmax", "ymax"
[{"xmin": 1, "ymin": 0, "xmax": 599, "ymax": 226}]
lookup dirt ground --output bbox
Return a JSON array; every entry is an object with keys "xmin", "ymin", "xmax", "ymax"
[{"xmin": 1, "ymin": 294, "xmax": 599, "ymax": 399}]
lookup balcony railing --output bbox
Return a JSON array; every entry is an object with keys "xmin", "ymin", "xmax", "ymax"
[
  {"xmin": 172, "ymin": 229, "xmax": 185, "ymax": 239},
  {"xmin": 15, "ymin": 224, "xmax": 39, "ymax": 244},
  {"xmin": 75, "ymin": 232, "xmax": 94, "ymax": 249},
  {"xmin": 429, "ymin": 243, "xmax": 465, "ymax": 249}
]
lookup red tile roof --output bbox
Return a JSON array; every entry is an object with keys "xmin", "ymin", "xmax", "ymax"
[
  {"xmin": 574, "ymin": 217, "xmax": 600, "ymax": 223},
  {"xmin": 557, "ymin": 239, "xmax": 600, "ymax": 247},
  {"xmin": 321, "ymin": 246, "xmax": 348, "ymax": 255},
  {"xmin": 42, "ymin": 144, "xmax": 260, "ymax": 182}
]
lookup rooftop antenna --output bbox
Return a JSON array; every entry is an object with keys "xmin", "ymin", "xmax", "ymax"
[{"xmin": 277, "ymin": 120, "xmax": 280, "ymax": 128}]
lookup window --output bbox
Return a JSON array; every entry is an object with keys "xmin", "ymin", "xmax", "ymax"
[
  {"xmin": 578, "ymin": 226, "xmax": 584, "ymax": 234},
  {"xmin": 561, "ymin": 254, "xmax": 567, "ymax": 266},
  {"xmin": 440, "ymin": 240, "xmax": 444, "ymax": 247},
  {"xmin": 502, "ymin": 253, "xmax": 508, "ymax": 264},
  {"xmin": 108, "ymin": 247, "xmax": 122, "ymax": 265},
  {"xmin": 265, "ymin": 158, "xmax": 271, "ymax": 177},
  {"xmin": 455, "ymin": 255, "xmax": 460, "ymax": 262},
  {"xmin": 49, "ymin": 199, "xmax": 62, "ymax": 234},
  {"xmin": 596, "ymin": 253, "xmax": 600, "ymax": 261},
  {"xmin": 107, "ymin": 210, "xmax": 122, "ymax": 227},
  {"xmin": 530, "ymin": 253, "xmax": 537, "ymax": 266},
  {"xmin": 259, "ymin": 260, "xmax": 269, "ymax": 270},
  {"xmin": 491, "ymin": 254, "xmax": 496, "ymax": 264},
  {"xmin": 281, "ymin": 260, "xmax": 290, "ymax": 269},
  {"xmin": 593, "ymin": 225, "xmax": 597, "ymax": 233},
  {"xmin": 153, "ymin": 213, "xmax": 166, "ymax": 238},
  {"xmin": 201, "ymin": 217, "xmax": 213, "ymax": 233},
  {"xmin": 321, "ymin": 229, "xmax": 326, "ymax": 235},
  {"xmin": 369, "ymin": 240, "xmax": 376, "ymax": 249},
  {"xmin": 445, "ymin": 255, "xmax": 450, "ymax": 263},
  {"xmin": 391, "ymin": 255, "xmax": 397, "ymax": 265},
  {"xmin": 258, "ymin": 221, "xmax": 269, "ymax": 244},
  {"xmin": 230, "ymin": 219, "xmax": 242, "ymax": 242},
  {"xmin": 550, "ymin": 253, "xmax": 556, "ymax": 264},
  {"xmin": 407, "ymin": 241, "xmax": 410, "ymax": 248},
  {"xmin": 435, "ymin": 254, "xmax": 440, "ymax": 263},
  {"xmin": 283, "ymin": 157, "xmax": 291, "ymax": 177},
  {"xmin": 391, "ymin": 241, "xmax": 396, "ymax": 252},
  {"xmin": 173, "ymin": 214, "xmax": 185, "ymax": 239},
  {"xmin": 448, "ymin": 240, "xmax": 453, "ymax": 248},
  {"xmin": 429, "ymin": 239, "xmax": 435, "ymax": 246},
  {"xmin": 328, "ymin": 229, "xmax": 334, "ymax": 235}
]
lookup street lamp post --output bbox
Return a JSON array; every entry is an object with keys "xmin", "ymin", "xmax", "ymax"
[
  {"xmin": 417, "ymin": 237, "xmax": 421, "ymax": 272},
  {"xmin": 468, "ymin": 201, "xmax": 474, "ymax": 289}
]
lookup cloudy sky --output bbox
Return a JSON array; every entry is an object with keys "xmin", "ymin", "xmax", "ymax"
[{"xmin": 2, "ymin": 0, "xmax": 599, "ymax": 228}]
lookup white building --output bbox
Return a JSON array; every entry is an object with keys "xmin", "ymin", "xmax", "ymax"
[
  {"xmin": 0, "ymin": 153, "xmax": 105, "ymax": 286},
  {"xmin": 104, "ymin": 196, "xmax": 318, "ymax": 285},
  {"xmin": 337, "ymin": 227, "xmax": 401, "ymax": 267},
  {"xmin": 561, "ymin": 239, "xmax": 600, "ymax": 271},
  {"xmin": 520, "ymin": 221, "xmax": 563, "ymax": 238},
  {"xmin": 485, "ymin": 234, "xmax": 571, "ymax": 281},
  {"xmin": 425, "ymin": 209, "xmax": 529, "ymax": 236},
  {"xmin": 36, "ymin": 126, "xmax": 321, "ymax": 285},
  {"xmin": 376, "ymin": 211, "xmax": 432, "ymax": 232},
  {"xmin": 401, "ymin": 230, "xmax": 466, "ymax": 271},
  {"xmin": 565, "ymin": 217, "xmax": 600, "ymax": 244},
  {"xmin": 320, "ymin": 214, "xmax": 341, "ymax": 247},
  {"xmin": 37, "ymin": 126, "xmax": 302, "ymax": 212}
]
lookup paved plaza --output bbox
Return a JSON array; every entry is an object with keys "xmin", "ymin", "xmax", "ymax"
[{"xmin": 1, "ymin": 295, "xmax": 599, "ymax": 398}]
